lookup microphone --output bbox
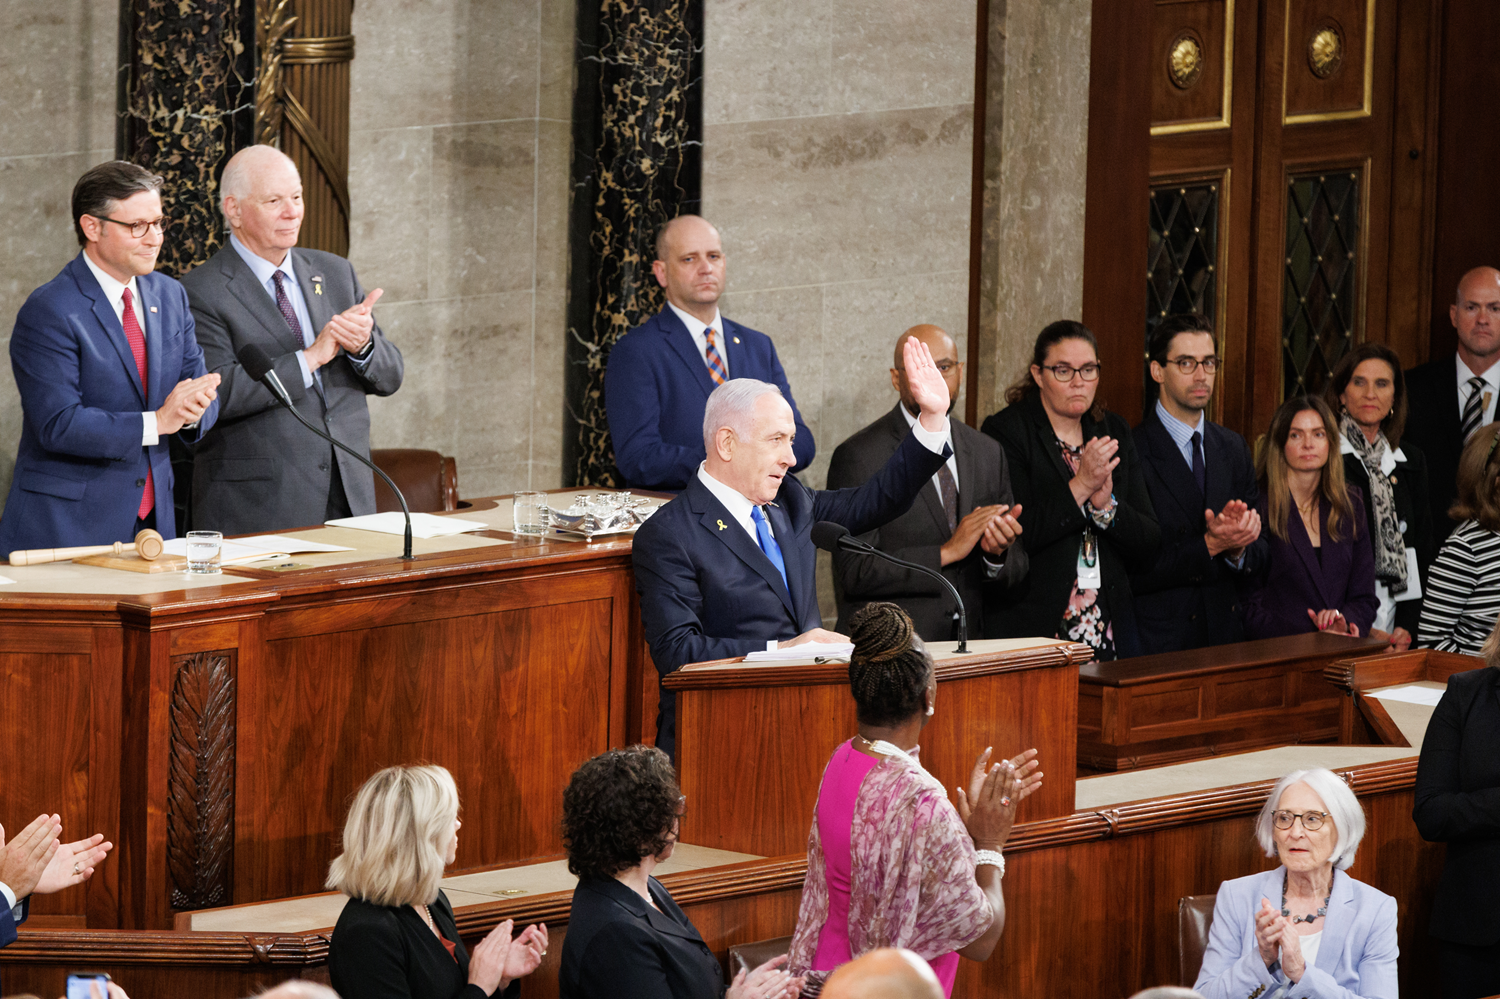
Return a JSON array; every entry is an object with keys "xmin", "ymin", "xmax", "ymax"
[
  {"xmin": 236, "ymin": 344, "xmax": 415, "ymax": 561},
  {"xmin": 811, "ymin": 521, "xmax": 968, "ymax": 653}
]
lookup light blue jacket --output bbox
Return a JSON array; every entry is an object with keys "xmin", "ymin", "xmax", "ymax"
[{"xmin": 1194, "ymin": 866, "xmax": 1398, "ymax": 999}]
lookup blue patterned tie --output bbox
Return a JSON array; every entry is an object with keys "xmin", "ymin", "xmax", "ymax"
[{"xmin": 751, "ymin": 506, "xmax": 788, "ymax": 591}]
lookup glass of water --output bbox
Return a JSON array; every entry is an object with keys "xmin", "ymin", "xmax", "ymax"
[
  {"xmin": 185, "ymin": 530, "xmax": 222, "ymax": 574},
  {"xmin": 512, "ymin": 491, "xmax": 551, "ymax": 535}
]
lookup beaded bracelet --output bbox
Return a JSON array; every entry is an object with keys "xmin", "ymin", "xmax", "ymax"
[{"xmin": 974, "ymin": 849, "xmax": 1005, "ymax": 878}]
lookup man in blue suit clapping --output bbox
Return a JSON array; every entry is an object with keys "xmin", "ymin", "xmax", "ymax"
[{"xmin": 0, "ymin": 161, "xmax": 220, "ymax": 554}]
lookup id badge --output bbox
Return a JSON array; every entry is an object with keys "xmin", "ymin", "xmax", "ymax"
[{"xmin": 1076, "ymin": 537, "xmax": 1102, "ymax": 589}]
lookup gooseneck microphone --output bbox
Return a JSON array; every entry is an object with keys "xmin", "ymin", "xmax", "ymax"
[
  {"xmin": 236, "ymin": 343, "xmax": 415, "ymax": 561},
  {"xmin": 811, "ymin": 521, "xmax": 968, "ymax": 653}
]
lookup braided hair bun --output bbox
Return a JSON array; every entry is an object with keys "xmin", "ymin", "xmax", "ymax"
[{"xmin": 847, "ymin": 602, "xmax": 932, "ymax": 726}]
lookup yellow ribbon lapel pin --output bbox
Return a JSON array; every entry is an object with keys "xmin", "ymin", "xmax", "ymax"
[
  {"xmin": 312, "ymin": 275, "xmax": 324, "ymax": 296},
  {"xmin": 716, "ymin": 519, "xmax": 727, "ymax": 531}
]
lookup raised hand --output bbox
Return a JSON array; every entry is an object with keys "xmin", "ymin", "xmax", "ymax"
[{"xmin": 901, "ymin": 336, "xmax": 951, "ymax": 431}]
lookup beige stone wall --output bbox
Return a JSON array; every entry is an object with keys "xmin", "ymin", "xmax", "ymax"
[
  {"xmin": 350, "ymin": 0, "xmax": 574, "ymax": 498},
  {"xmin": 0, "ymin": 0, "xmax": 118, "ymax": 491}
]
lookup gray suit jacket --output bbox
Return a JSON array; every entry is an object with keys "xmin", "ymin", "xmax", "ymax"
[
  {"xmin": 827, "ymin": 404, "xmax": 1028, "ymax": 641},
  {"xmin": 181, "ymin": 244, "xmax": 403, "ymax": 533}
]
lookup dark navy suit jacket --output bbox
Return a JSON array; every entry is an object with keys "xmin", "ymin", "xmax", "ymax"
[
  {"xmin": 0, "ymin": 254, "xmax": 217, "ymax": 552},
  {"xmin": 604, "ymin": 307, "xmax": 814, "ymax": 491},
  {"xmin": 560, "ymin": 877, "xmax": 722, "ymax": 999},
  {"xmin": 1131, "ymin": 409, "xmax": 1267, "ymax": 653},
  {"xmin": 1403, "ymin": 357, "xmax": 1464, "ymax": 540},
  {"xmin": 1, "ymin": 895, "xmax": 27, "ymax": 994},
  {"xmin": 1240, "ymin": 489, "xmax": 1379, "ymax": 639},
  {"xmin": 632, "ymin": 430, "xmax": 946, "ymax": 758}
]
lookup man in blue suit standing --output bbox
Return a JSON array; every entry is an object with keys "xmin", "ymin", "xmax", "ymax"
[
  {"xmin": 604, "ymin": 215, "xmax": 814, "ymax": 491},
  {"xmin": 0, "ymin": 161, "xmax": 220, "ymax": 555},
  {"xmin": 633, "ymin": 337, "xmax": 953, "ymax": 758}
]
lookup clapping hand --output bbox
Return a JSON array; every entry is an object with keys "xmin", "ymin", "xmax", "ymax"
[
  {"xmin": 979, "ymin": 504, "xmax": 1023, "ymax": 557},
  {"xmin": 0, "ymin": 814, "xmax": 61, "ymax": 900},
  {"xmin": 957, "ymin": 748, "xmax": 1041, "ymax": 850},
  {"xmin": 1204, "ymin": 500, "xmax": 1261, "ymax": 558},
  {"xmin": 35, "ymin": 832, "xmax": 112, "ymax": 895},
  {"xmin": 1254, "ymin": 898, "xmax": 1307, "ymax": 982},
  {"xmin": 503, "ymin": 922, "xmax": 549, "ymax": 981},
  {"xmin": 325, "ymin": 288, "xmax": 384, "ymax": 355},
  {"xmin": 1073, "ymin": 437, "xmax": 1119, "ymax": 508},
  {"xmin": 726, "ymin": 954, "xmax": 803, "ymax": 999}
]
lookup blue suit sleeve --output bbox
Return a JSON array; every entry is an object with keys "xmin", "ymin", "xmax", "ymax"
[
  {"xmin": 0, "ymin": 896, "xmax": 25, "ymax": 949},
  {"xmin": 813, "ymin": 431, "xmax": 947, "ymax": 536},
  {"xmin": 1285, "ymin": 893, "xmax": 1397, "ymax": 999},
  {"xmin": 1193, "ymin": 883, "xmax": 1281, "ymax": 999},
  {"xmin": 605, "ymin": 335, "xmax": 705, "ymax": 490}
]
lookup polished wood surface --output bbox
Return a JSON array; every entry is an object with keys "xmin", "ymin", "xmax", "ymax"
[
  {"xmin": 1324, "ymin": 646, "xmax": 1479, "ymax": 744},
  {"xmin": 1078, "ymin": 632, "xmax": 1389, "ymax": 770}
]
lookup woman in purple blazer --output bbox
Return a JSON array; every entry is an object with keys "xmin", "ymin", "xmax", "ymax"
[{"xmin": 1241, "ymin": 396, "xmax": 1378, "ymax": 639}]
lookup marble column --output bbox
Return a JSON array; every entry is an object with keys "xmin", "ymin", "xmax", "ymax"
[
  {"xmin": 564, "ymin": 0, "xmax": 703, "ymax": 487},
  {"xmin": 117, "ymin": 0, "xmax": 256, "ymax": 277}
]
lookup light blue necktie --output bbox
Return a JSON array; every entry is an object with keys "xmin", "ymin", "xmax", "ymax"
[{"xmin": 751, "ymin": 506, "xmax": 788, "ymax": 591}]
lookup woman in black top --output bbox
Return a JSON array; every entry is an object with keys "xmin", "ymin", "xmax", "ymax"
[
  {"xmin": 327, "ymin": 765, "xmax": 548, "ymax": 999},
  {"xmin": 980, "ymin": 321, "xmax": 1159, "ymax": 658},
  {"xmin": 559, "ymin": 746, "xmax": 801, "ymax": 999}
]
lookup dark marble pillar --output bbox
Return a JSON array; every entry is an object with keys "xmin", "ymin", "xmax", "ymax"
[
  {"xmin": 117, "ymin": 0, "xmax": 257, "ymax": 277},
  {"xmin": 564, "ymin": 0, "xmax": 703, "ymax": 487}
]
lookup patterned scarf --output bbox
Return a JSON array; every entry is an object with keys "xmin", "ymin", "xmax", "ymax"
[{"xmin": 1339, "ymin": 410, "xmax": 1408, "ymax": 592}]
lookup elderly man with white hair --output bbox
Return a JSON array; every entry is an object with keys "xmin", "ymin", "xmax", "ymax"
[
  {"xmin": 181, "ymin": 144, "xmax": 403, "ymax": 534},
  {"xmin": 631, "ymin": 337, "xmax": 954, "ymax": 759},
  {"xmin": 1194, "ymin": 768, "xmax": 1398, "ymax": 998}
]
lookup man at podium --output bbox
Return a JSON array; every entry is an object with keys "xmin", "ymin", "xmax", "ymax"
[{"xmin": 631, "ymin": 337, "xmax": 955, "ymax": 758}]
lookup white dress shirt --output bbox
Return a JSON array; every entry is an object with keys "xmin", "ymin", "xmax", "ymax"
[
  {"xmin": 668, "ymin": 301, "xmax": 728, "ymax": 379},
  {"xmin": 1457, "ymin": 354, "xmax": 1500, "ymax": 429},
  {"xmin": 897, "ymin": 402, "xmax": 958, "ymax": 493},
  {"xmin": 81, "ymin": 250, "xmax": 158, "ymax": 445}
]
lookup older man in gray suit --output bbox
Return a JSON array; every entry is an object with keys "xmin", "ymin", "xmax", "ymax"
[{"xmin": 182, "ymin": 145, "xmax": 403, "ymax": 533}]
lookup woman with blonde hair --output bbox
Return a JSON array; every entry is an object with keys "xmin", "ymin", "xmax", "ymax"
[
  {"xmin": 1241, "ymin": 395, "xmax": 1377, "ymax": 638},
  {"xmin": 327, "ymin": 765, "xmax": 548, "ymax": 999},
  {"xmin": 1417, "ymin": 423, "xmax": 1500, "ymax": 654}
]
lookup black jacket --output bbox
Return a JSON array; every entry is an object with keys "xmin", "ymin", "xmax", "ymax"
[
  {"xmin": 329, "ymin": 891, "xmax": 520, "ymax": 999},
  {"xmin": 1130, "ymin": 409, "xmax": 1267, "ymax": 653},
  {"xmin": 1402, "ymin": 358, "xmax": 1464, "ymax": 541},
  {"xmin": 980, "ymin": 394, "xmax": 1160, "ymax": 657},
  {"xmin": 1339, "ymin": 436, "xmax": 1436, "ymax": 635},
  {"xmin": 560, "ymin": 877, "xmax": 724, "ymax": 999},
  {"xmin": 1414, "ymin": 666, "xmax": 1500, "ymax": 946}
]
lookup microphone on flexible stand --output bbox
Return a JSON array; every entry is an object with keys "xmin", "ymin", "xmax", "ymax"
[
  {"xmin": 811, "ymin": 520, "xmax": 968, "ymax": 652},
  {"xmin": 235, "ymin": 343, "xmax": 415, "ymax": 561}
]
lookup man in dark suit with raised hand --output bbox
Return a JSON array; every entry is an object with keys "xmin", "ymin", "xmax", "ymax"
[
  {"xmin": 828, "ymin": 324, "xmax": 1026, "ymax": 641},
  {"xmin": 1131, "ymin": 315, "xmax": 1265, "ymax": 654},
  {"xmin": 182, "ymin": 144, "xmax": 403, "ymax": 534},
  {"xmin": 632, "ymin": 336, "xmax": 953, "ymax": 758},
  {"xmin": 605, "ymin": 215, "xmax": 814, "ymax": 492},
  {"xmin": 1404, "ymin": 265, "xmax": 1500, "ymax": 541}
]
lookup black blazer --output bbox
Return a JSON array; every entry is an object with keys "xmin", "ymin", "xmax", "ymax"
[
  {"xmin": 827, "ymin": 404, "xmax": 1029, "ymax": 641},
  {"xmin": 1340, "ymin": 436, "xmax": 1437, "ymax": 634},
  {"xmin": 1414, "ymin": 666, "xmax": 1500, "ymax": 947},
  {"xmin": 980, "ymin": 394, "xmax": 1160, "ymax": 657},
  {"xmin": 560, "ymin": 877, "xmax": 724, "ymax": 999},
  {"xmin": 1130, "ymin": 410, "xmax": 1267, "ymax": 654},
  {"xmin": 1403, "ymin": 358, "xmax": 1464, "ymax": 541},
  {"xmin": 329, "ymin": 891, "xmax": 520, "ymax": 999}
]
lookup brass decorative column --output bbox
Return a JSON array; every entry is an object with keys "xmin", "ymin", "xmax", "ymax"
[{"xmin": 564, "ymin": 0, "xmax": 704, "ymax": 487}]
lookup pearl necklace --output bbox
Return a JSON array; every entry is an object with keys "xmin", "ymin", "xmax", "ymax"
[
  {"xmin": 854, "ymin": 734, "xmax": 922, "ymax": 768},
  {"xmin": 1281, "ymin": 871, "xmax": 1332, "ymax": 924}
]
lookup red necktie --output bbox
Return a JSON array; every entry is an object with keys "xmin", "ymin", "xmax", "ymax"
[{"xmin": 122, "ymin": 288, "xmax": 153, "ymax": 520}]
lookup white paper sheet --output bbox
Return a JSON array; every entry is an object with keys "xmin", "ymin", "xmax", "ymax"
[
  {"xmin": 744, "ymin": 641, "xmax": 855, "ymax": 662},
  {"xmin": 1370, "ymin": 683, "xmax": 1446, "ymax": 707},
  {"xmin": 324, "ymin": 512, "xmax": 491, "ymax": 538},
  {"xmin": 0, "ymin": 575, "xmax": 16, "ymax": 585},
  {"xmin": 161, "ymin": 538, "xmax": 288, "ymax": 564},
  {"xmin": 235, "ymin": 534, "xmax": 356, "ymax": 554}
]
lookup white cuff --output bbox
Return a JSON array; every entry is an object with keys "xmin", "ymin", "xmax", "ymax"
[
  {"xmin": 295, "ymin": 349, "xmax": 315, "ymax": 388},
  {"xmin": 909, "ymin": 414, "xmax": 950, "ymax": 454},
  {"xmin": 141, "ymin": 411, "xmax": 159, "ymax": 446},
  {"xmin": 0, "ymin": 879, "xmax": 16, "ymax": 911}
]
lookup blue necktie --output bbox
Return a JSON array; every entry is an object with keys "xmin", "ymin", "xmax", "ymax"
[
  {"xmin": 751, "ymin": 506, "xmax": 788, "ymax": 591},
  {"xmin": 1191, "ymin": 430, "xmax": 1206, "ymax": 495}
]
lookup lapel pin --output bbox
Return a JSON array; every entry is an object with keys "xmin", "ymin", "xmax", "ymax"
[
  {"xmin": 733, "ymin": 336, "xmax": 740, "ymax": 344},
  {"xmin": 312, "ymin": 276, "xmax": 324, "ymax": 295},
  {"xmin": 149, "ymin": 306, "xmax": 157, "ymax": 313},
  {"xmin": 716, "ymin": 519, "xmax": 727, "ymax": 531}
]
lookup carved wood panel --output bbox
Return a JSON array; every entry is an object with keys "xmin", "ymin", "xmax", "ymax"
[
  {"xmin": 1150, "ymin": 0, "xmax": 1232, "ymax": 134},
  {"xmin": 1284, "ymin": 0, "xmax": 1373, "ymax": 122},
  {"xmin": 167, "ymin": 651, "xmax": 237, "ymax": 911}
]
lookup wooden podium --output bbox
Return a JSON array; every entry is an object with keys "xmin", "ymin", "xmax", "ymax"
[{"xmin": 663, "ymin": 638, "xmax": 1092, "ymax": 857}]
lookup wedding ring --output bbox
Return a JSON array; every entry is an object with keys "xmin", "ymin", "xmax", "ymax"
[{"xmin": 72, "ymin": 862, "xmax": 81, "ymax": 875}]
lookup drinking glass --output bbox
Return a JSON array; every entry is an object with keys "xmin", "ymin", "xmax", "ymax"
[
  {"xmin": 185, "ymin": 530, "xmax": 222, "ymax": 574},
  {"xmin": 512, "ymin": 492, "xmax": 551, "ymax": 535}
]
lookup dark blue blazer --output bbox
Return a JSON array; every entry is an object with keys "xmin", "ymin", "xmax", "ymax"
[
  {"xmin": 1130, "ymin": 410, "xmax": 1267, "ymax": 653},
  {"xmin": 560, "ymin": 877, "xmax": 722, "ymax": 999},
  {"xmin": 1, "ymin": 895, "xmax": 27, "ymax": 994},
  {"xmin": 632, "ymin": 430, "xmax": 946, "ymax": 757},
  {"xmin": 1240, "ymin": 489, "xmax": 1379, "ymax": 639},
  {"xmin": 0, "ymin": 254, "xmax": 217, "ymax": 553},
  {"xmin": 604, "ymin": 307, "xmax": 814, "ymax": 491}
]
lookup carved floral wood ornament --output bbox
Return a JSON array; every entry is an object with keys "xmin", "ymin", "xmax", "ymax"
[
  {"xmin": 1308, "ymin": 22, "xmax": 1346, "ymax": 79},
  {"xmin": 1169, "ymin": 31, "xmax": 1206, "ymax": 90}
]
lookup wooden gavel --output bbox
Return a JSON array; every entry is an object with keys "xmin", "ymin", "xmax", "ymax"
[{"xmin": 8, "ymin": 529, "xmax": 165, "ymax": 566}]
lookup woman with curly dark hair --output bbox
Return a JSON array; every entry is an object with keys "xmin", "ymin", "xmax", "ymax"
[
  {"xmin": 786, "ymin": 602, "xmax": 1042, "ymax": 996},
  {"xmin": 558, "ymin": 746, "xmax": 802, "ymax": 999}
]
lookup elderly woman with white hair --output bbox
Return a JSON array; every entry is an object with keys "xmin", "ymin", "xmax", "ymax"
[
  {"xmin": 1194, "ymin": 768, "xmax": 1397, "ymax": 998},
  {"xmin": 327, "ymin": 765, "xmax": 549, "ymax": 999}
]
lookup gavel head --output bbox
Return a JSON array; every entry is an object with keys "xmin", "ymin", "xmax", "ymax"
[{"xmin": 134, "ymin": 529, "xmax": 165, "ymax": 561}]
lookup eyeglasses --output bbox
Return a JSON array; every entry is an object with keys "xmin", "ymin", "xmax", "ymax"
[
  {"xmin": 1039, "ymin": 362, "xmax": 1101, "ymax": 382},
  {"xmin": 1272, "ymin": 809, "xmax": 1329, "ymax": 831},
  {"xmin": 96, "ymin": 215, "xmax": 172, "ymax": 238},
  {"xmin": 1165, "ymin": 355, "xmax": 1220, "ymax": 374}
]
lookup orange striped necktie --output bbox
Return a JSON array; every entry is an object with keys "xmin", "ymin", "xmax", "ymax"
[{"xmin": 704, "ymin": 327, "xmax": 728, "ymax": 385}]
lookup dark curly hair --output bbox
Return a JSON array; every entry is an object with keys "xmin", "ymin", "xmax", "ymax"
[
  {"xmin": 562, "ymin": 745, "xmax": 681, "ymax": 881},
  {"xmin": 847, "ymin": 602, "xmax": 932, "ymax": 727}
]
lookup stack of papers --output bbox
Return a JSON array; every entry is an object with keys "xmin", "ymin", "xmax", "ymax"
[
  {"xmin": 744, "ymin": 641, "xmax": 855, "ymax": 662},
  {"xmin": 324, "ymin": 513, "xmax": 491, "ymax": 538},
  {"xmin": 160, "ymin": 534, "xmax": 357, "ymax": 565},
  {"xmin": 1369, "ymin": 684, "xmax": 1446, "ymax": 706}
]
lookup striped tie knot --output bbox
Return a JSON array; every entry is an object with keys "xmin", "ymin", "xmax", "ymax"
[{"xmin": 1462, "ymin": 375, "xmax": 1488, "ymax": 442}]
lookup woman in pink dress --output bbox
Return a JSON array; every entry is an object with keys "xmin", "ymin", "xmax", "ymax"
[{"xmin": 785, "ymin": 602, "xmax": 1042, "ymax": 996}]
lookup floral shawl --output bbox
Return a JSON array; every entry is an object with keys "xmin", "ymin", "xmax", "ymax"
[{"xmin": 786, "ymin": 747, "xmax": 992, "ymax": 993}]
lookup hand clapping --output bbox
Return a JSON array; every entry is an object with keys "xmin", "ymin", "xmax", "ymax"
[
  {"xmin": 1203, "ymin": 500, "xmax": 1261, "ymax": 557},
  {"xmin": 957, "ymin": 748, "xmax": 1042, "ymax": 850},
  {"xmin": 1256, "ymin": 898, "xmax": 1307, "ymax": 982},
  {"xmin": 726, "ymin": 954, "xmax": 803, "ymax": 999}
]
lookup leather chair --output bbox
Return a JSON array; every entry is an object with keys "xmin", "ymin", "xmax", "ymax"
[
  {"xmin": 370, "ymin": 449, "xmax": 459, "ymax": 513},
  {"xmin": 1179, "ymin": 893, "xmax": 1217, "ymax": 986},
  {"xmin": 726, "ymin": 935, "xmax": 792, "ymax": 983}
]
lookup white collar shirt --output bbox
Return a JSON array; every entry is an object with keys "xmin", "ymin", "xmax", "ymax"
[
  {"xmin": 1456, "ymin": 355, "xmax": 1500, "ymax": 429},
  {"xmin": 1339, "ymin": 432, "xmax": 1406, "ymax": 477},
  {"xmin": 1154, "ymin": 399, "xmax": 1206, "ymax": 471},
  {"xmin": 668, "ymin": 301, "xmax": 728, "ymax": 379},
  {"xmin": 695, "ymin": 462, "xmax": 763, "ymax": 543}
]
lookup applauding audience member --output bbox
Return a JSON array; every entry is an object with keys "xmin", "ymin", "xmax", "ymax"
[
  {"xmin": 1, "ymin": 813, "xmax": 112, "ymax": 946},
  {"xmin": 327, "ymin": 765, "xmax": 548, "ymax": 999},
  {"xmin": 982, "ymin": 321, "xmax": 1160, "ymax": 658},
  {"xmin": 786, "ymin": 602, "xmax": 1041, "ymax": 997},
  {"xmin": 1194, "ymin": 769, "xmax": 1397, "ymax": 998},
  {"xmin": 1131, "ymin": 315, "xmax": 1265, "ymax": 653},
  {"xmin": 1326, "ymin": 344, "xmax": 1435, "ymax": 652},
  {"xmin": 1241, "ymin": 396, "xmax": 1378, "ymax": 639},
  {"xmin": 1417, "ymin": 423, "xmax": 1500, "ymax": 655}
]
